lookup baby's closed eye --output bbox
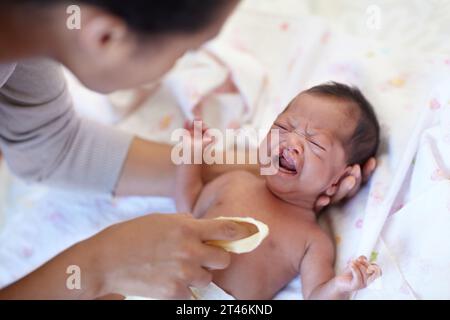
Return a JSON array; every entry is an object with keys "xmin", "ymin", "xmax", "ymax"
[{"xmin": 308, "ymin": 139, "xmax": 326, "ymax": 152}]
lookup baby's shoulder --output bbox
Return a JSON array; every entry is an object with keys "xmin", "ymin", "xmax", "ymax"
[
  {"xmin": 223, "ymin": 170, "xmax": 260, "ymax": 182},
  {"xmin": 304, "ymin": 222, "xmax": 335, "ymax": 252},
  {"xmin": 282, "ymin": 219, "xmax": 334, "ymax": 272},
  {"xmin": 203, "ymin": 170, "xmax": 258, "ymax": 194},
  {"xmin": 213, "ymin": 170, "xmax": 260, "ymax": 187}
]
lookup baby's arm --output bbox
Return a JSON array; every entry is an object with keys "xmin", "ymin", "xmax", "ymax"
[
  {"xmin": 174, "ymin": 122, "xmax": 212, "ymax": 214},
  {"xmin": 175, "ymin": 159, "xmax": 203, "ymax": 214},
  {"xmin": 300, "ymin": 232, "xmax": 381, "ymax": 300}
]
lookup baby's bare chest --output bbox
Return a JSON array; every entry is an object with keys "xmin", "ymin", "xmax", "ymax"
[{"xmin": 202, "ymin": 173, "xmax": 312, "ymax": 268}]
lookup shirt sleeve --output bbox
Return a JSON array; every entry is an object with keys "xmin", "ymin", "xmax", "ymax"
[{"xmin": 0, "ymin": 58, "xmax": 134, "ymax": 194}]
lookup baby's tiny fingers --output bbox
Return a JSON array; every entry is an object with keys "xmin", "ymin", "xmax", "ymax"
[
  {"xmin": 202, "ymin": 126, "xmax": 210, "ymax": 136},
  {"xmin": 184, "ymin": 120, "xmax": 192, "ymax": 130},
  {"xmin": 367, "ymin": 269, "xmax": 381, "ymax": 284},
  {"xmin": 354, "ymin": 259, "xmax": 369, "ymax": 288},
  {"xmin": 354, "ymin": 261, "xmax": 370, "ymax": 287},
  {"xmin": 367, "ymin": 264, "xmax": 382, "ymax": 277},
  {"xmin": 357, "ymin": 256, "xmax": 370, "ymax": 269},
  {"xmin": 370, "ymin": 274, "xmax": 381, "ymax": 284},
  {"xmin": 350, "ymin": 264, "xmax": 358, "ymax": 281},
  {"xmin": 350, "ymin": 262, "xmax": 364, "ymax": 288},
  {"xmin": 358, "ymin": 255, "xmax": 368, "ymax": 262}
]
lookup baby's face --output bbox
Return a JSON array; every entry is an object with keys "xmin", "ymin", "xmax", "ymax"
[{"xmin": 264, "ymin": 93, "xmax": 358, "ymax": 207}]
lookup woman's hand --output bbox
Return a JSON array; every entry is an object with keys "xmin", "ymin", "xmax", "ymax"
[
  {"xmin": 0, "ymin": 213, "xmax": 250, "ymax": 300},
  {"xmin": 91, "ymin": 213, "xmax": 251, "ymax": 299},
  {"xmin": 314, "ymin": 158, "xmax": 377, "ymax": 212}
]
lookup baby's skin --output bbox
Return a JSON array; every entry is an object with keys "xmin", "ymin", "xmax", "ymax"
[{"xmin": 175, "ymin": 92, "xmax": 381, "ymax": 300}]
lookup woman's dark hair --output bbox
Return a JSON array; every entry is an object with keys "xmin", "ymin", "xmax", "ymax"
[{"xmin": 10, "ymin": 0, "xmax": 232, "ymax": 36}]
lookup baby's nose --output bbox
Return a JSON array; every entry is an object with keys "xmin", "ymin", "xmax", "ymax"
[
  {"xmin": 286, "ymin": 135, "xmax": 304, "ymax": 155},
  {"xmin": 287, "ymin": 146, "xmax": 300, "ymax": 155},
  {"xmin": 287, "ymin": 145, "xmax": 302, "ymax": 156}
]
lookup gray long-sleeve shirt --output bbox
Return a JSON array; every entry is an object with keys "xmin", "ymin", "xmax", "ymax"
[{"xmin": 0, "ymin": 59, "xmax": 133, "ymax": 194}]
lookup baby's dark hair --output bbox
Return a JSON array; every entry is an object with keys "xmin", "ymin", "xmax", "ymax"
[{"xmin": 305, "ymin": 82, "xmax": 380, "ymax": 166}]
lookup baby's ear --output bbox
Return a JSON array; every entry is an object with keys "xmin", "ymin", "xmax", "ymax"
[{"xmin": 325, "ymin": 166, "xmax": 354, "ymax": 195}]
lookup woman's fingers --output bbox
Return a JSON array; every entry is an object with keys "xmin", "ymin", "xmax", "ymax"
[
  {"xmin": 362, "ymin": 157, "xmax": 377, "ymax": 183},
  {"xmin": 188, "ymin": 267, "xmax": 214, "ymax": 289},
  {"xmin": 346, "ymin": 165, "xmax": 362, "ymax": 198},
  {"xmin": 197, "ymin": 219, "xmax": 253, "ymax": 242},
  {"xmin": 313, "ymin": 195, "xmax": 331, "ymax": 212},
  {"xmin": 331, "ymin": 175, "xmax": 357, "ymax": 203},
  {"xmin": 314, "ymin": 157, "xmax": 377, "ymax": 211},
  {"xmin": 326, "ymin": 185, "xmax": 337, "ymax": 196},
  {"xmin": 196, "ymin": 244, "xmax": 231, "ymax": 270}
]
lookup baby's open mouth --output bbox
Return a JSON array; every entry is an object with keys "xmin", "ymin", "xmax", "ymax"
[{"xmin": 278, "ymin": 148, "xmax": 297, "ymax": 174}]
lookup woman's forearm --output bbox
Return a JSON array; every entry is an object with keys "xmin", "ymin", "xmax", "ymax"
[
  {"xmin": 114, "ymin": 137, "xmax": 177, "ymax": 197},
  {"xmin": 0, "ymin": 238, "xmax": 105, "ymax": 299},
  {"xmin": 114, "ymin": 137, "xmax": 259, "ymax": 198}
]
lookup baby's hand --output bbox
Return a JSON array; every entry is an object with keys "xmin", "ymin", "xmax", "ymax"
[
  {"xmin": 335, "ymin": 256, "xmax": 381, "ymax": 293},
  {"xmin": 184, "ymin": 119, "xmax": 214, "ymax": 151}
]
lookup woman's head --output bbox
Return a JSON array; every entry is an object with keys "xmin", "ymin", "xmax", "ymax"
[{"xmin": 5, "ymin": 0, "xmax": 239, "ymax": 92}]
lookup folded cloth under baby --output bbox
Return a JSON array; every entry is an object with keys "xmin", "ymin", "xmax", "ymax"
[{"xmin": 164, "ymin": 40, "xmax": 267, "ymax": 131}]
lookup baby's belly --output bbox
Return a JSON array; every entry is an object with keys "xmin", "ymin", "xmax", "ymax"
[{"xmin": 203, "ymin": 206, "xmax": 299, "ymax": 299}]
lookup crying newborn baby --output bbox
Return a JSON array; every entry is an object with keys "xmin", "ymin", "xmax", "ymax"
[{"xmin": 176, "ymin": 82, "xmax": 382, "ymax": 300}]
